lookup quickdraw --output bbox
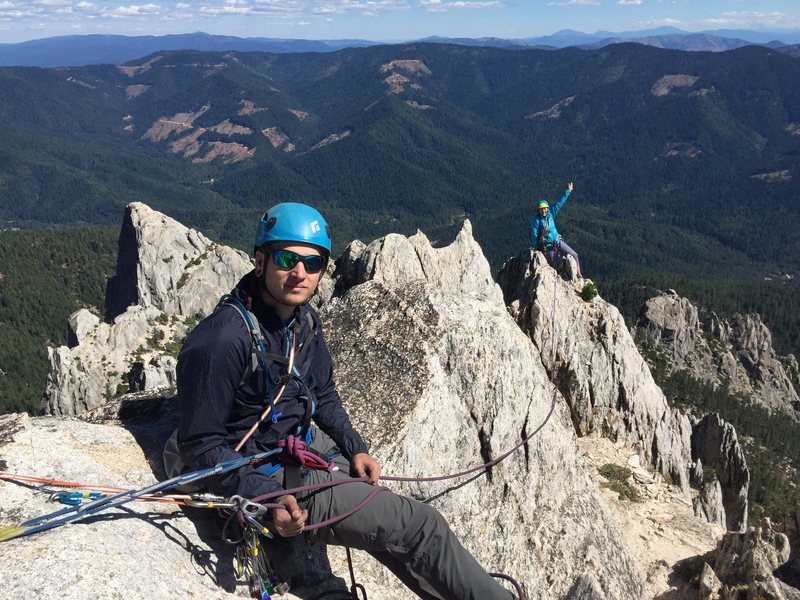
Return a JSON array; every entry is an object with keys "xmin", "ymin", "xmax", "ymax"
[
  {"xmin": 234, "ymin": 527, "xmax": 288, "ymax": 600},
  {"xmin": 0, "ymin": 448, "xmax": 281, "ymax": 542}
]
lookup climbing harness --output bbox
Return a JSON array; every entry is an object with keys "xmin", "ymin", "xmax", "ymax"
[{"xmin": 218, "ymin": 291, "xmax": 318, "ymax": 452}]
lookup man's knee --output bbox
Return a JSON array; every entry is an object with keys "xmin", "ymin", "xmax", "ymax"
[{"xmin": 390, "ymin": 499, "xmax": 451, "ymax": 560}]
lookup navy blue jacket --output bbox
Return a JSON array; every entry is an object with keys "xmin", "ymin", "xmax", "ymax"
[{"xmin": 176, "ymin": 271, "xmax": 368, "ymax": 498}]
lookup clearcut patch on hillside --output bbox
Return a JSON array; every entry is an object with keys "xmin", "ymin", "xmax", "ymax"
[
  {"xmin": 527, "ymin": 95, "xmax": 576, "ymax": 120},
  {"xmin": 117, "ymin": 55, "xmax": 163, "ymax": 77},
  {"xmin": 238, "ymin": 99, "xmax": 267, "ymax": 115},
  {"xmin": 652, "ymin": 74, "xmax": 700, "ymax": 96},
  {"xmin": 311, "ymin": 131, "xmax": 351, "ymax": 151},
  {"xmin": 125, "ymin": 84, "xmax": 150, "ymax": 99},
  {"xmin": 142, "ymin": 106, "xmax": 255, "ymax": 163},
  {"xmin": 751, "ymin": 169, "xmax": 792, "ymax": 182},
  {"xmin": 381, "ymin": 59, "xmax": 431, "ymax": 94},
  {"xmin": 262, "ymin": 127, "xmax": 293, "ymax": 151},
  {"xmin": 662, "ymin": 142, "xmax": 702, "ymax": 158}
]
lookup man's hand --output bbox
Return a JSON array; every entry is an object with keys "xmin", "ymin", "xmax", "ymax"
[
  {"xmin": 352, "ymin": 452, "xmax": 381, "ymax": 484},
  {"xmin": 567, "ymin": 182, "xmax": 574, "ymax": 192},
  {"xmin": 272, "ymin": 494, "xmax": 307, "ymax": 537}
]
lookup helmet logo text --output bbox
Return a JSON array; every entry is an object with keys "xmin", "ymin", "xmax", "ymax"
[{"xmin": 309, "ymin": 220, "xmax": 320, "ymax": 233}]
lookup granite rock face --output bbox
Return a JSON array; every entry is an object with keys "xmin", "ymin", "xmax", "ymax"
[
  {"xmin": 711, "ymin": 519, "xmax": 799, "ymax": 600},
  {"xmin": 42, "ymin": 304, "xmax": 177, "ymax": 415},
  {"xmin": 322, "ymin": 224, "xmax": 644, "ymax": 598},
  {"xmin": 638, "ymin": 290, "xmax": 800, "ymax": 420},
  {"xmin": 496, "ymin": 251, "xmax": 749, "ymax": 532},
  {"xmin": 41, "ymin": 202, "xmax": 252, "ymax": 416},
  {"xmin": 691, "ymin": 414, "xmax": 750, "ymax": 532},
  {"xmin": 694, "ymin": 478, "xmax": 727, "ymax": 527},
  {"xmin": 4, "ymin": 210, "xmax": 653, "ymax": 600},
  {"xmin": 105, "ymin": 202, "xmax": 252, "ymax": 320}
]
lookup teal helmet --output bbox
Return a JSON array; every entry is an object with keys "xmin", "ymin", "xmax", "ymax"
[
  {"xmin": 254, "ymin": 202, "xmax": 331, "ymax": 256},
  {"xmin": 537, "ymin": 200, "xmax": 549, "ymax": 210}
]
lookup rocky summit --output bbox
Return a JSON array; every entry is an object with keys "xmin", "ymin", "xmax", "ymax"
[
  {"xmin": 0, "ymin": 203, "xmax": 797, "ymax": 599},
  {"xmin": 637, "ymin": 289, "xmax": 800, "ymax": 421}
]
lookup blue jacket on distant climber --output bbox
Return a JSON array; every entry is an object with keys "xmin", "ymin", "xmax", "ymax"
[
  {"xmin": 174, "ymin": 202, "xmax": 515, "ymax": 600},
  {"xmin": 530, "ymin": 181, "xmax": 583, "ymax": 278}
]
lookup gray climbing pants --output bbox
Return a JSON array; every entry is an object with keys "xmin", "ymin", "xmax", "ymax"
[{"xmin": 283, "ymin": 429, "xmax": 515, "ymax": 600}]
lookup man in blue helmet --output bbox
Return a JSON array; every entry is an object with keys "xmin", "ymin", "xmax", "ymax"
[
  {"xmin": 530, "ymin": 181, "xmax": 582, "ymax": 278},
  {"xmin": 175, "ymin": 202, "xmax": 515, "ymax": 599}
]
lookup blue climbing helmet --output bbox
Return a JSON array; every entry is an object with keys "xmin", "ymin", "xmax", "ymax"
[{"xmin": 254, "ymin": 202, "xmax": 331, "ymax": 256}]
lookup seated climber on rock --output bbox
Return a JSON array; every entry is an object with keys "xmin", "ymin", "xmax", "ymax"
[
  {"xmin": 530, "ymin": 181, "xmax": 583, "ymax": 278},
  {"xmin": 173, "ymin": 202, "xmax": 515, "ymax": 600}
]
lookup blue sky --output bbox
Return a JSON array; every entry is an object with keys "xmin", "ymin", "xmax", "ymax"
[{"xmin": 2, "ymin": 1, "xmax": 800, "ymax": 44}]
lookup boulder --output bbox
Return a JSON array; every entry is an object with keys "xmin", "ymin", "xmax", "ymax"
[
  {"xmin": 699, "ymin": 562, "xmax": 722, "ymax": 599},
  {"xmin": 691, "ymin": 414, "xmax": 749, "ymax": 531},
  {"xmin": 42, "ymin": 202, "xmax": 253, "ymax": 416},
  {"xmin": 2, "ymin": 214, "xmax": 650, "ymax": 600},
  {"xmin": 638, "ymin": 290, "xmax": 800, "ymax": 420},
  {"xmin": 67, "ymin": 308, "xmax": 100, "ymax": 348},
  {"xmin": 497, "ymin": 251, "xmax": 695, "ymax": 496},
  {"xmin": 712, "ymin": 519, "xmax": 798, "ymax": 600}
]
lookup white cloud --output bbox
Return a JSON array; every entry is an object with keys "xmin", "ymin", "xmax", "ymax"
[
  {"xmin": 616, "ymin": 0, "xmax": 642, "ymax": 5},
  {"xmin": 200, "ymin": 5, "xmax": 253, "ymax": 15},
  {"xmin": 421, "ymin": 0, "xmax": 501, "ymax": 10},
  {"xmin": 175, "ymin": 2, "xmax": 189, "ymax": 7},
  {"xmin": 714, "ymin": 10, "xmax": 798, "ymax": 28},
  {"xmin": 0, "ymin": 1, "xmax": 44, "ymax": 18},
  {"xmin": 107, "ymin": 4, "xmax": 162, "ymax": 17},
  {"xmin": 638, "ymin": 10, "xmax": 800, "ymax": 32},
  {"xmin": 547, "ymin": 0, "xmax": 599, "ymax": 5}
]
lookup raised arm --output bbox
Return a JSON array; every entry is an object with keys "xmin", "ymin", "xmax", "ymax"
[{"xmin": 551, "ymin": 182, "xmax": 573, "ymax": 216}]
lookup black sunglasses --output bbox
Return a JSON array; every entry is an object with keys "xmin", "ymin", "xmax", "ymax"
[{"xmin": 271, "ymin": 249, "xmax": 326, "ymax": 274}]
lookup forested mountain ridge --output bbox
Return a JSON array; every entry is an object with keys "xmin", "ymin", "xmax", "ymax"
[
  {"xmin": 3, "ymin": 43, "xmax": 799, "ymax": 273},
  {"xmin": 2, "ymin": 43, "xmax": 800, "ymax": 401}
]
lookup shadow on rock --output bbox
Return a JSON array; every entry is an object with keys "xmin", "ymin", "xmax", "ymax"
[{"xmin": 95, "ymin": 390, "xmax": 349, "ymax": 599}]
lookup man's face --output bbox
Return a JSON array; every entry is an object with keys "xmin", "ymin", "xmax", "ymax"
[
  {"xmin": 259, "ymin": 241, "xmax": 324, "ymax": 310},
  {"xmin": 538, "ymin": 207, "xmax": 548, "ymax": 217}
]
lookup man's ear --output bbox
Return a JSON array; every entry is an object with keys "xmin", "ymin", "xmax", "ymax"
[{"xmin": 254, "ymin": 249, "xmax": 266, "ymax": 277}]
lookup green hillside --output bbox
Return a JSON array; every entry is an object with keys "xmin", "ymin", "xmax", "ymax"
[
  {"xmin": 1, "ymin": 42, "xmax": 799, "ymax": 413},
  {"xmin": 2, "ymin": 44, "xmax": 799, "ymax": 274},
  {"xmin": 0, "ymin": 227, "xmax": 118, "ymax": 414}
]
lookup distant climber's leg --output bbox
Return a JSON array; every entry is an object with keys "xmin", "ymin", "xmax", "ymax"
[
  {"xmin": 300, "ymin": 468, "xmax": 514, "ymax": 600},
  {"xmin": 558, "ymin": 239, "xmax": 582, "ymax": 278}
]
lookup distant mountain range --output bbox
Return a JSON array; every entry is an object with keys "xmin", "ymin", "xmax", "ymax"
[
  {"xmin": 2, "ymin": 41, "xmax": 800, "ymax": 412},
  {"xmin": 0, "ymin": 33, "xmax": 375, "ymax": 68},
  {"xmin": 2, "ymin": 28, "xmax": 800, "ymax": 67}
]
